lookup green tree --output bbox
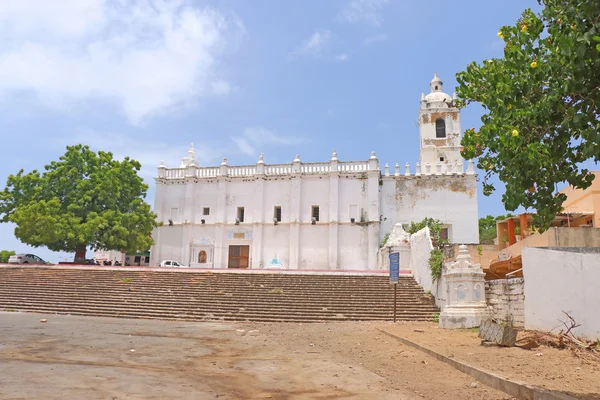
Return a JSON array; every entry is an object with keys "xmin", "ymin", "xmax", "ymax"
[
  {"xmin": 0, "ymin": 250, "xmax": 16, "ymax": 263},
  {"xmin": 0, "ymin": 145, "xmax": 159, "ymax": 262},
  {"xmin": 479, "ymin": 214, "xmax": 514, "ymax": 245},
  {"xmin": 457, "ymin": 0, "xmax": 600, "ymax": 231}
]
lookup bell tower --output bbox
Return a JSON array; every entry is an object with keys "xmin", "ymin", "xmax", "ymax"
[{"xmin": 418, "ymin": 73, "xmax": 463, "ymax": 171}]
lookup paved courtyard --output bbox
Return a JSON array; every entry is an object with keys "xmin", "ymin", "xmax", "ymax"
[{"xmin": 0, "ymin": 312, "xmax": 512, "ymax": 400}]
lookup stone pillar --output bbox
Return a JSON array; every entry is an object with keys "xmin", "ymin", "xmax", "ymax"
[
  {"xmin": 384, "ymin": 163, "xmax": 390, "ymax": 176},
  {"xmin": 252, "ymin": 171, "xmax": 265, "ymax": 269},
  {"xmin": 439, "ymin": 245, "xmax": 490, "ymax": 329},
  {"xmin": 329, "ymin": 153, "xmax": 339, "ymax": 269},
  {"xmin": 367, "ymin": 152, "xmax": 380, "ymax": 270},
  {"xmin": 289, "ymin": 169, "xmax": 301, "ymax": 269},
  {"xmin": 507, "ymin": 218, "xmax": 516, "ymax": 246},
  {"xmin": 519, "ymin": 213, "xmax": 528, "ymax": 240},
  {"xmin": 214, "ymin": 178, "xmax": 228, "ymax": 268}
]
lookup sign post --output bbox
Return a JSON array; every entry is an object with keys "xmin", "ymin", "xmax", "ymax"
[{"xmin": 389, "ymin": 252, "xmax": 400, "ymax": 322}]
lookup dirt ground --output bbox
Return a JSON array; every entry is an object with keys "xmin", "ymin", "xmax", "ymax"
[
  {"xmin": 0, "ymin": 312, "xmax": 515, "ymax": 400},
  {"xmin": 382, "ymin": 321, "xmax": 600, "ymax": 400}
]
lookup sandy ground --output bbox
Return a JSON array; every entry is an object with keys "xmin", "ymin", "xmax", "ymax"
[
  {"xmin": 0, "ymin": 312, "xmax": 514, "ymax": 400},
  {"xmin": 382, "ymin": 321, "xmax": 600, "ymax": 400}
]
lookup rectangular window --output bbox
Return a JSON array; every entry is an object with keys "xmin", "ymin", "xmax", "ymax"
[
  {"xmin": 441, "ymin": 227, "xmax": 449, "ymax": 241},
  {"xmin": 312, "ymin": 205, "xmax": 320, "ymax": 222},
  {"xmin": 274, "ymin": 206, "xmax": 282, "ymax": 222},
  {"xmin": 237, "ymin": 207, "xmax": 245, "ymax": 222},
  {"xmin": 203, "ymin": 207, "xmax": 210, "ymax": 216}
]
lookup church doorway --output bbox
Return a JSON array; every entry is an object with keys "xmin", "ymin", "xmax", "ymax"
[{"xmin": 228, "ymin": 245, "xmax": 249, "ymax": 269}]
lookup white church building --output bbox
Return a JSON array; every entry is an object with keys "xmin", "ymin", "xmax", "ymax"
[{"xmin": 149, "ymin": 74, "xmax": 479, "ymax": 270}]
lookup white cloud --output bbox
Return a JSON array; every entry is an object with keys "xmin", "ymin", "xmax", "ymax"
[
  {"xmin": 335, "ymin": 54, "xmax": 349, "ymax": 62},
  {"xmin": 363, "ymin": 33, "xmax": 388, "ymax": 45},
  {"xmin": 232, "ymin": 127, "xmax": 303, "ymax": 156},
  {"xmin": 66, "ymin": 129, "xmax": 221, "ymax": 181},
  {"xmin": 0, "ymin": 0, "xmax": 244, "ymax": 125},
  {"xmin": 288, "ymin": 30, "xmax": 331, "ymax": 60},
  {"xmin": 339, "ymin": 0, "xmax": 390, "ymax": 26}
]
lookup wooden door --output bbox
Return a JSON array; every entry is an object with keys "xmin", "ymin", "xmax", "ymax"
[{"xmin": 228, "ymin": 245, "xmax": 250, "ymax": 269}]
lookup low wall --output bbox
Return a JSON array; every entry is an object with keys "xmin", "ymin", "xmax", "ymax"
[
  {"xmin": 410, "ymin": 227, "xmax": 446, "ymax": 308},
  {"xmin": 484, "ymin": 278, "xmax": 525, "ymax": 327},
  {"xmin": 522, "ymin": 247, "xmax": 600, "ymax": 340}
]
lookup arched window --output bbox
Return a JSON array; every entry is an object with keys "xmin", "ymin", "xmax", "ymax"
[
  {"xmin": 198, "ymin": 250, "xmax": 207, "ymax": 264},
  {"xmin": 435, "ymin": 119, "xmax": 446, "ymax": 138}
]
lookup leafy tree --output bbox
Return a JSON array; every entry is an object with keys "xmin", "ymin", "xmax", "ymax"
[
  {"xmin": 0, "ymin": 250, "xmax": 16, "ymax": 263},
  {"xmin": 0, "ymin": 145, "xmax": 159, "ymax": 262},
  {"xmin": 457, "ymin": 0, "xmax": 600, "ymax": 231},
  {"xmin": 407, "ymin": 217, "xmax": 447, "ymax": 248},
  {"xmin": 479, "ymin": 214, "xmax": 514, "ymax": 245}
]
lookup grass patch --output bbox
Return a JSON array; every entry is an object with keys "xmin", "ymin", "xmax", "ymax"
[{"xmin": 268, "ymin": 288, "xmax": 284, "ymax": 294}]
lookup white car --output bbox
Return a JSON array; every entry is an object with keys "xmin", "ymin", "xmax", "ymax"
[{"xmin": 159, "ymin": 260, "xmax": 188, "ymax": 268}]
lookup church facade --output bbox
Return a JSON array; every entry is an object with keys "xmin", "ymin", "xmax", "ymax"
[{"xmin": 149, "ymin": 74, "xmax": 479, "ymax": 270}]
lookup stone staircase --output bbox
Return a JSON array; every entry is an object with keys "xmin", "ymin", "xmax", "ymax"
[{"xmin": 0, "ymin": 267, "xmax": 439, "ymax": 323}]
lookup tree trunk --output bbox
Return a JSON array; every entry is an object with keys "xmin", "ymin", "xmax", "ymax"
[{"xmin": 74, "ymin": 244, "xmax": 87, "ymax": 264}]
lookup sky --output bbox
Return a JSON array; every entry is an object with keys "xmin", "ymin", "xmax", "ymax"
[{"xmin": 0, "ymin": 0, "xmax": 590, "ymax": 263}]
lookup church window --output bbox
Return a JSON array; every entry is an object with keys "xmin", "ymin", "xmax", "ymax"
[
  {"xmin": 237, "ymin": 207, "xmax": 245, "ymax": 222},
  {"xmin": 439, "ymin": 157, "xmax": 445, "ymax": 162},
  {"xmin": 435, "ymin": 119, "xmax": 446, "ymax": 138},
  {"xmin": 274, "ymin": 206, "xmax": 282, "ymax": 222},
  {"xmin": 203, "ymin": 207, "xmax": 210, "ymax": 216},
  {"xmin": 312, "ymin": 206, "xmax": 320, "ymax": 222},
  {"xmin": 441, "ymin": 227, "xmax": 449, "ymax": 241}
]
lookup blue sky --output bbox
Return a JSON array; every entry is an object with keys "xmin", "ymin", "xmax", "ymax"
[{"xmin": 0, "ymin": 0, "xmax": 575, "ymax": 262}]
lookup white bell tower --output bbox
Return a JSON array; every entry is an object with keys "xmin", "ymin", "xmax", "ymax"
[{"xmin": 418, "ymin": 73, "xmax": 464, "ymax": 172}]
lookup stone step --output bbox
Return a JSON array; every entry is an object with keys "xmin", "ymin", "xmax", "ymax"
[
  {"xmin": 0, "ymin": 267, "xmax": 438, "ymax": 323},
  {"xmin": 0, "ymin": 303, "xmax": 436, "ymax": 322},
  {"xmin": 0, "ymin": 299, "xmax": 437, "ymax": 318},
  {"xmin": 0, "ymin": 295, "xmax": 436, "ymax": 312},
  {"xmin": 0, "ymin": 289, "xmax": 433, "ymax": 305}
]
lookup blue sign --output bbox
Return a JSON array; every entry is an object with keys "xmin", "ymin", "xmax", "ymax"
[{"xmin": 389, "ymin": 252, "xmax": 400, "ymax": 284}]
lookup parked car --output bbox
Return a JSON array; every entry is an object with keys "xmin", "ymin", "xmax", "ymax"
[
  {"xmin": 159, "ymin": 260, "xmax": 188, "ymax": 268},
  {"xmin": 8, "ymin": 254, "xmax": 48, "ymax": 265}
]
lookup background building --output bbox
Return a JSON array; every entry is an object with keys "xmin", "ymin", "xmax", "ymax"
[{"xmin": 150, "ymin": 75, "xmax": 479, "ymax": 270}]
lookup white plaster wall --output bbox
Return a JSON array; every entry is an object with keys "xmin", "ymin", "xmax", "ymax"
[
  {"xmin": 485, "ymin": 278, "xmax": 525, "ymax": 327},
  {"xmin": 262, "ymin": 225, "xmax": 290, "ymax": 267},
  {"xmin": 299, "ymin": 225, "xmax": 329, "ymax": 269},
  {"xmin": 159, "ymin": 184, "xmax": 186, "ymax": 223},
  {"xmin": 153, "ymin": 225, "xmax": 184, "ymax": 263},
  {"xmin": 263, "ymin": 180, "xmax": 292, "ymax": 222},
  {"xmin": 380, "ymin": 175, "xmax": 479, "ymax": 244},
  {"xmin": 299, "ymin": 177, "xmax": 330, "ymax": 222},
  {"xmin": 410, "ymin": 227, "xmax": 434, "ymax": 292},
  {"xmin": 338, "ymin": 225, "xmax": 369, "ymax": 269},
  {"xmin": 225, "ymin": 181, "xmax": 257, "ymax": 223},
  {"xmin": 194, "ymin": 183, "xmax": 218, "ymax": 224},
  {"xmin": 409, "ymin": 227, "xmax": 447, "ymax": 308},
  {"xmin": 338, "ymin": 178, "xmax": 369, "ymax": 222},
  {"xmin": 522, "ymin": 247, "xmax": 600, "ymax": 340}
]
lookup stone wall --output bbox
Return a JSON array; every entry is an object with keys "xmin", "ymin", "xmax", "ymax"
[{"xmin": 484, "ymin": 278, "xmax": 525, "ymax": 327}]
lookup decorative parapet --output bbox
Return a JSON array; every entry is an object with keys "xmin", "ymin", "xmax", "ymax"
[{"xmin": 156, "ymin": 148, "xmax": 476, "ymax": 181}]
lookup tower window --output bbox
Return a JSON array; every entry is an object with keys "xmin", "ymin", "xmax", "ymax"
[
  {"xmin": 435, "ymin": 85, "xmax": 438, "ymax": 90},
  {"xmin": 439, "ymin": 157, "xmax": 445, "ymax": 162},
  {"xmin": 237, "ymin": 207, "xmax": 245, "ymax": 222},
  {"xmin": 435, "ymin": 119, "xmax": 446, "ymax": 138}
]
